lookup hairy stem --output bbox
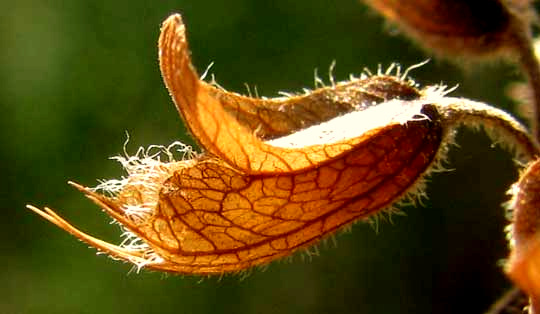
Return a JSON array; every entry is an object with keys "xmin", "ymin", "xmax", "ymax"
[
  {"xmin": 512, "ymin": 21, "xmax": 540, "ymax": 146},
  {"xmin": 437, "ymin": 97, "xmax": 540, "ymax": 161}
]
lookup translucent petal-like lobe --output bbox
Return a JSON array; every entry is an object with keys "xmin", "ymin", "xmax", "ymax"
[
  {"xmin": 159, "ymin": 14, "xmax": 423, "ymax": 174},
  {"xmin": 122, "ymin": 105, "xmax": 443, "ymax": 274},
  {"xmin": 212, "ymin": 75, "xmax": 420, "ymax": 140}
]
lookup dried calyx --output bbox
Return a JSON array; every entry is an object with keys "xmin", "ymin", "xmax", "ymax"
[
  {"xmin": 27, "ymin": 14, "xmax": 537, "ymax": 275},
  {"xmin": 362, "ymin": 0, "xmax": 534, "ymax": 58}
]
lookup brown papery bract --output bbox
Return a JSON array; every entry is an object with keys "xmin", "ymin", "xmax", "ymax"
[
  {"xmin": 362, "ymin": 0, "xmax": 533, "ymax": 57},
  {"xmin": 27, "ymin": 14, "xmax": 537, "ymax": 275}
]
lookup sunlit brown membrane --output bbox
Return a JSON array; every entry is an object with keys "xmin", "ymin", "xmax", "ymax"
[
  {"xmin": 159, "ymin": 15, "xmax": 427, "ymax": 174},
  {"xmin": 27, "ymin": 13, "xmax": 539, "ymax": 275},
  {"xmin": 36, "ymin": 104, "xmax": 443, "ymax": 275},
  {"xmin": 207, "ymin": 75, "xmax": 421, "ymax": 140}
]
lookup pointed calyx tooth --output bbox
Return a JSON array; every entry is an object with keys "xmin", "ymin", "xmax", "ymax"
[{"xmin": 362, "ymin": 0, "xmax": 534, "ymax": 58}]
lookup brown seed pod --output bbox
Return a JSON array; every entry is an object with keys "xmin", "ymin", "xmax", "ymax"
[{"xmin": 27, "ymin": 14, "xmax": 537, "ymax": 275}]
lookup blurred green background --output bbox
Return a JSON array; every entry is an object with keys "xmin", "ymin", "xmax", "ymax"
[{"xmin": 2, "ymin": 1, "xmax": 529, "ymax": 313}]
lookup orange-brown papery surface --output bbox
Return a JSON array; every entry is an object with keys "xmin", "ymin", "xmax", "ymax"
[{"xmin": 27, "ymin": 14, "xmax": 446, "ymax": 275}]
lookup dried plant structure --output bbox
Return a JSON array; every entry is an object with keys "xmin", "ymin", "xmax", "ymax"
[
  {"xmin": 363, "ymin": 0, "xmax": 533, "ymax": 57},
  {"xmin": 25, "ymin": 2, "xmax": 540, "ymax": 313},
  {"xmin": 27, "ymin": 14, "xmax": 536, "ymax": 274}
]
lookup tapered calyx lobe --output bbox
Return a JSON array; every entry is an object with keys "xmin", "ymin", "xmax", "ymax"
[
  {"xmin": 159, "ymin": 14, "xmax": 428, "ymax": 174},
  {"xmin": 362, "ymin": 0, "xmax": 534, "ymax": 57},
  {"xmin": 27, "ymin": 14, "xmax": 535, "ymax": 275}
]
